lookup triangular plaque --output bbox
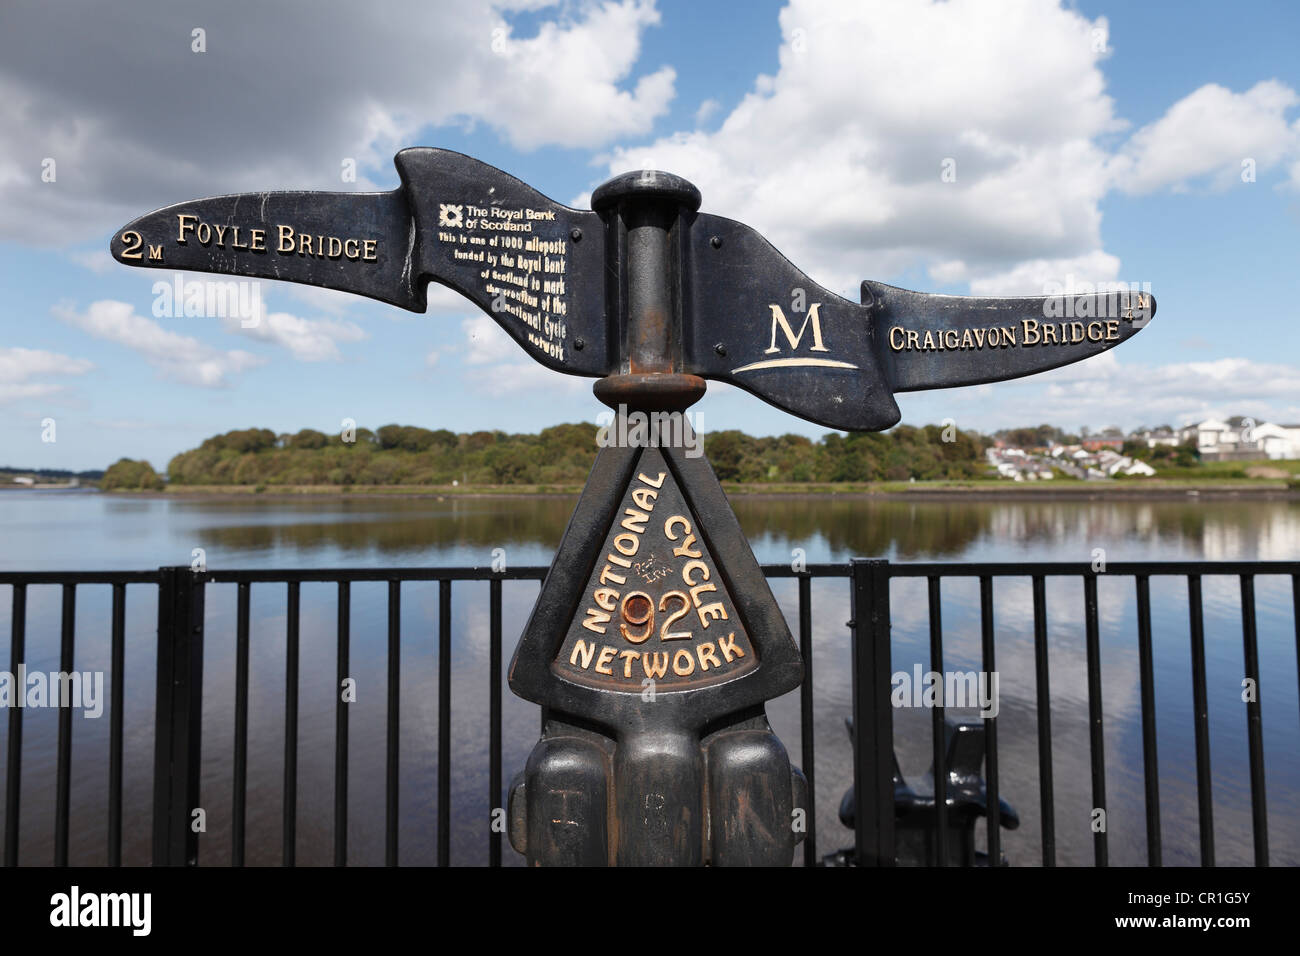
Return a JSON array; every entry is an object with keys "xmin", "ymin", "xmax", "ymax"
[
  {"xmin": 509, "ymin": 436, "xmax": 802, "ymax": 732},
  {"xmin": 553, "ymin": 447, "xmax": 758, "ymax": 693}
]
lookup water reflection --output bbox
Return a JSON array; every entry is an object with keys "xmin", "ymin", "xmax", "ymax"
[{"xmin": 0, "ymin": 490, "xmax": 1296, "ymax": 867}]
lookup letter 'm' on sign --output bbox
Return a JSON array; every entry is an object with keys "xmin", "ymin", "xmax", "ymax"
[{"xmin": 764, "ymin": 303, "xmax": 828, "ymax": 354}]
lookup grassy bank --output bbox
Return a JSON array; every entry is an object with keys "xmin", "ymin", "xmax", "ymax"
[{"xmin": 93, "ymin": 473, "xmax": 1300, "ymax": 499}]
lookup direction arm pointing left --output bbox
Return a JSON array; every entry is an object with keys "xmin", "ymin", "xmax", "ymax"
[
  {"xmin": 110, "ymin": 148, "xmax": 612, "ymax": 377},
  {"xmin": 111, "ymin": 188, "xmax": 425, "ymax": 311}
]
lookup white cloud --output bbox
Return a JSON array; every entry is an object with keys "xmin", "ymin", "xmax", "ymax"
[
  {"xmin": 462, "ymin": 314, "xmax": 520, "ymax": 365},
  {"xmin": 471, "ymin": 361, "xmax": 590, "ymax": 397},
  {"xmin": 458, "ymin": 313, "xmax": 586, "ymax": 395},
  {"xmin": 68, "ymin": 249, "xmax": 116, "ymax": 274},
  {"xmin": 595, "ymin": 0, "xmax": 1124, "ymax": 296},
  {"xmin": 939, "ymin": 353, "xmax": 1300, "ymax": 430},
  {"xmin": 0, "ymin": 347, "xmax": 93, "ymax": 384},
  {"xmin": 1111, "ymin": 81, "xmax": 1300, "ymax": 194},
  {"xmin": 0, "ymin": 0, "xmax": 675, "ymax": 244},
  {"xmin": 695, "ymin": 98, "xmax": 721, "ymax": 126},
  {"xmin": 221, "ymin": 306, "xmax": 366, "ymax": 362},
  {"xmin": 0, "ymin": 347, "xmax": 94, "ymax": 405},
  {"xmin": 53, "ymin": 300, "xmax": 265, "ymax": 387},
  {"xmin": 0, "ymin": 383, "xmax": 66, "ymax": 404}
]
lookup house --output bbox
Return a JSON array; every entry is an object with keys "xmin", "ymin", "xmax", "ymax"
[
  {"xmin": 1081, "ymin": 437, "xmax": 1124, "ymax": 451},
  {"xmin": 1129, "ymin": 426, "xmax": 1180, "ymax": 448},
  {"xmin": 1250, "ymin": 423, "xmax": 1300, "ymax": 460},
  {"xmin": 1180, "ymin": 417, "xmax": 1300, "ymax": 460}
]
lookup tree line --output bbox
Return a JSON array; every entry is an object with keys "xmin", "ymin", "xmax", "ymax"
[{"xmin": 99, "ymin": 421, "xmax": 991, "ymax": 489}]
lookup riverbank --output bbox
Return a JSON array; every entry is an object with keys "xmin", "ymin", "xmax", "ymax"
[{"xmin": 62, "ymin": 476, "xmax": 1300, "ymax": 501}]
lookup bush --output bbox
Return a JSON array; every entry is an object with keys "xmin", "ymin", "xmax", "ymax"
[{"xmin": 101, "ymin": 458, "xmax": 164, "ymax": 491}]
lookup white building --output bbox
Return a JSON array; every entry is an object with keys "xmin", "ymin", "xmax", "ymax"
[{"xmin": 1179, "ymin": 418, "xmax": 1300, "ymax": 461}]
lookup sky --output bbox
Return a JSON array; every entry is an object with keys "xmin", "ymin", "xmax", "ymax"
[{"xmin": 1, "ymin": 0, "xmax": 1298, "ymax": 472}]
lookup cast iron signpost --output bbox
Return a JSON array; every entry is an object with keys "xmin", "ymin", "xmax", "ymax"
[{"xmin": 112, "ymin": 148, "xmax": 1155, "ymax": 866}]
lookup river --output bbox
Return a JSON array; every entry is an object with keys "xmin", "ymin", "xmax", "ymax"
[{"xmin": 1, "ymin": 489, "xmax": 1296, "ymax": 866}]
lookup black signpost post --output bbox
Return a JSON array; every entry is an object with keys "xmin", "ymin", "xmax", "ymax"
[{"xmin": 112, "ymin": 148, "xmax": 1155, "ymax": 866}]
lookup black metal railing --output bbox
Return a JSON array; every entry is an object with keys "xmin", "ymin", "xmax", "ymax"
[{"xmin": 0, "ymin": 559, "xmax": 1295, "ymax": 867}]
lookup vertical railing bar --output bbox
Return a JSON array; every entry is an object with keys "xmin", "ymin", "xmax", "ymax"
[
  {"xmin": 334, "ymin": 581, "xmax": 350, "ymax": 867},
  {"xmin": 438, "ymin": 579, "xmax": 452, "ymax": 868},
  {"xmin": 798, "ymin": 574, "xmax": 817, "ymax": 867},
  {"xmin": 151, "ymin": 568, "xmax": 205, "ymax": 866},
  {"xmin": 1187, "ymin": 574, "xmax": 1215, "ymax": 866},
  {"xmin": 282, "ymin": 580, "xmax": 299, "ymax": 866},
  {"xmin": 850, "ymin": 559, "xmax": 894, "ymax": 866},
  {"xmin": 232, "ymin": 581, "xmax": 250, "ymax": 867},
  {"xmin": 489, "ymin": 578, "xmax": 502, "ymax": 868},
  {"xmin": 1135, "ymin": 574, "xmax": 1161, "ymax": 866},
  {"xmin": 979, "ymin": 575, "xmax": 999, "ymax": 867},
  {"xmin": 386, "ymin": 580, "xmax": 400, "ymax": 867},
  {"xmin": 107, "ymin": 583, "xmax": 126, "ymax": 867},
  {"xmin": 1032, "ymin": 574, "xmax": 1055, "ymax": 867},
  {"xmin": 927, "ymin": 575, "xmax": 947, "ymax": 866},
  {"xmin": 1083, "ymin": 574, "xmax": 1107, "ymax": 867},
  {"xmin": 54, "ymin": 583, "xmax": 75, "ymax": 866},
  {"xmin": 4, "ymin": 583, "xmax": 26, "ymax": 867},
  {"xmin": 1239, "ymin": 574, "xmax": 1268, "ymax": 866},
  {"xmin": 1293, "ymin": 575, "xmax": 1299, "ymax": 733}
]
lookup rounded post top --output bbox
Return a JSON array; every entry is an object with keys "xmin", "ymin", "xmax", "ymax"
[{"xmin": 592, "ymin": 170, "xmax": 702, "ymax": 213}]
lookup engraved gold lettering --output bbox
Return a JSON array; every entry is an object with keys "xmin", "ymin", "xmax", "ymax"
[
  {"xmin": 717, "ymin": 633, "xmax": 745, "ymax": 663},
  {"xmin": 598, "ymin": 564, "xmax": 627, "ymax": 587},
  {"xmin": 581, "ymin": 607, "xmax": 610, "ymax": 635},
  {"xmin": 697, "ymin": 602, "xmax": 728, "ymax": 629},
  {"xmin": 681, "ymin": 560, "xmax": 709, "ymax": 587},
  {"xmin": 765, "ymin": 303, "xmax": 828, "ymax": 354},
  {"xmin": 594, "ymin": 645, "xmax": 616, "ymax": 676},
  {"xmin": 620, "ymin": 508, "xmax": 649, "ymax": 535},
  {"xmin": 696, "ymin": 642, "xmax": 722, "ymax": 672},
  {"xmin": 619, "ymin": 649, "xmax": 640, "ymax": 678},
  {"xmin": 1022, "ymin": 319, "xmax": 1040, "ymax": 345},
  {"xmin": 642, "ymin": 652, "xmax": 669, "ymax": 679},
  {"xmin": 278, "ymin": 224, "xmax": 295, "ymax": 253},
  {"xmin": 570, "ymin": 639, "xmax": 598, "ymax": 668},
  {"xmin": 671, "ymin": 649, "xmax": 696, "ymax": 677},
  {"xmin": 176, "ymin": 214, "xmax": 197, "ymax": 243}
]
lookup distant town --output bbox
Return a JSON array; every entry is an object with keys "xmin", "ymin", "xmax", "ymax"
[{"xmin": 988, "ymin": 417, "xmax": 1300, "ymax": 482}]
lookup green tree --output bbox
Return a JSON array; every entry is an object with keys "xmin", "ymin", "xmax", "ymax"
[{"xmin": 101, "ymin": 458, "xmax": 164, "ymax": 491}]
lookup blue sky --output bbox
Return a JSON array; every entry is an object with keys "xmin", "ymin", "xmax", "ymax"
[{"xmin": 1, "ymin": 0, "xmax": 1298, "ymax": 471}]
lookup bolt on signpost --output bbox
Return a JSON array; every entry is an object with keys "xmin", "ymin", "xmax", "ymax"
[{"xmin": 112, "ymin": 148, "xmax": 1155, "ymax": 866}]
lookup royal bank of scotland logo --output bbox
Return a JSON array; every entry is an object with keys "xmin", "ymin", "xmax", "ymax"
[{"xmin": 438, "ymin": 203, "xmax": 464, "ymax": 228}]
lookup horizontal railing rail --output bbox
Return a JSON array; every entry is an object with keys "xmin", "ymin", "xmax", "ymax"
[{"xmin": 0, "ymin": 559, "xmax": 1295, "ymax": 867}]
